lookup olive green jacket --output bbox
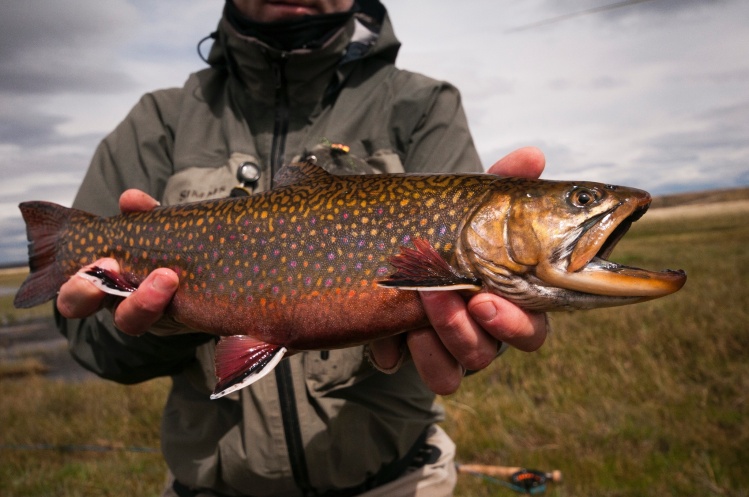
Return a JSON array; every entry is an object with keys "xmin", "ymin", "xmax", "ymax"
[{"xmin": 58, "ymin": 3, "xmax": 481, "ymax": 496}]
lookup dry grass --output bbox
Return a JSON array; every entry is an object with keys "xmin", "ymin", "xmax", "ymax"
[
  {"xmin": 448, "ymin": 200, "xmax": 748, "ymax": 496},
  {"xmin": 0, "ymin": 357, "xmax": 48, "ymax": 378},
  {"xmin": 0, "ymin": 377, "xmax": 170, "ymax": 496}
]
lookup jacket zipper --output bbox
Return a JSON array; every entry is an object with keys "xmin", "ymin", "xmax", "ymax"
[
  {"xmin": 270, "ymin": 54, "xmax": 315, "ymax": 496},
  {"xmin": 270, "ymin": 56, "xmax": 290, "ymax": 179}
]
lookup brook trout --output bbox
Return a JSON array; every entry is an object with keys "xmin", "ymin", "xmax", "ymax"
[{"xmin": 14, "ymin": 162, "xmax": 686, "ymax": 398}]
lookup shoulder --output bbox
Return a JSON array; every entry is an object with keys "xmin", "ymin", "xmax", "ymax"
[
  {"xmin": 390, "ymin": 67, "xmax": 455, "ymax": 92},
  {"xmin": 124, "ymin": 66, "xmax": 226, "ymax": 129},
  {"xmin": 385, "ymin": 65, "xmax": 463, "ymax": 101},
  {"xmin": 387, "ymin": 68, "xmax": 464, "ymax": 119}
]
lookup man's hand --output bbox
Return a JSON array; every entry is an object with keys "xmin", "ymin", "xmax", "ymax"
[
  {"xmin": 368, "ymin": 147, "xmax": 549, "ymax": 395},
  {"xmin": 56, "ymin": 190, "xmax": 179, "ymax": 336}
]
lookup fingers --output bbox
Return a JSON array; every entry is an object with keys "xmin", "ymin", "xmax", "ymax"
[
  {"xmin": 368, "ymin": 315, "xmax": 470, "ymax": 395},
  {"xmin": 467, "ymin": 293, "xmax": 547, "ymax": 352},
  {"xmin": 57, "ymin": 257, "xmax": 179, "ymax": 337},
  {"xmin": 407, "ymin": 290, "xmax": 501, "ymax": 396},
  {"xmin": 119, "ymin": 189, "xmax": 160, "ymax": 213},
  {"xmin": 367, "ymin": 335, "xmax": 406, "ymax": 373},
  {"xmin": 420, "ymin": 291, "xmax": 500, "ymax": 371},
  {"xmin": 112, "ymin": 269, "xmax": 179, "ymax": 336},
  {"xmin": 57, "ymin": 258, "xmax": 120, "ymax": 319},
  {"xmin": 487, "ymin": 147, "xmax": 546, "ymax": 179},
  {"xmin": 408, "ymin": 291, "xmax": 548, "ymax": 396},
  {"xmin": 407, "ymin": 327, "xmax": 464, "ymax": 396}
]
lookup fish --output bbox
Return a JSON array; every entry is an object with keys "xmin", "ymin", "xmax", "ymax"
[{"xmin": 13, "ymin": 161, "xmax": 686, "ymax": 398}]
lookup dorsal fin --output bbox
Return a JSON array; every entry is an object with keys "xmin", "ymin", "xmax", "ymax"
[{"xmin": 273, "ymin": 161, "xmax": 332, "ymax": 188}]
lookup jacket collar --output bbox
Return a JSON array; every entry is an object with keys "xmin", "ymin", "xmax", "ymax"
[{"xmin": 206, "ymin": 1, "xmax": 400, "ymax": 106}]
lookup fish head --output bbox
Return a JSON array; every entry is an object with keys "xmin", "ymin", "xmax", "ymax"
[{"xmin": 460, "ymin": 178, "xmax": 687, "ymax": 311}]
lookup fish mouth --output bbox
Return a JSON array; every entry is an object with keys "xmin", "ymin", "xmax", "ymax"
[{"xmin": 541, "ymin": 196, "xmax": 687, "ymax": 298}]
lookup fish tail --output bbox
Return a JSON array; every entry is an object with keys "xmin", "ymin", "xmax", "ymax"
[{"xmin": 13, "ymin": 201, "xmax": 76, "ymax": 308}]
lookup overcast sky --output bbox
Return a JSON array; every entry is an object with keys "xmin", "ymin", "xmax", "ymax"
[{"xmin": 1, "ymin": 0, "xmax": 748, "ymax": 264}]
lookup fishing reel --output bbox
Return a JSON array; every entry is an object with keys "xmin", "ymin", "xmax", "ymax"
[{"xmin": 509, "ymin": 469, "xmax": 550, "ymax": 494}]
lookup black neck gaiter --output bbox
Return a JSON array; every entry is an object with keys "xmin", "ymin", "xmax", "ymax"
[{"xmin": 225, "ymin": 1, "xmax": 358, "ymax": 51}]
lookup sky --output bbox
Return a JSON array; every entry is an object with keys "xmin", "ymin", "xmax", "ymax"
[{"xmin": 1, "ymin": 0, "xmax": 748, "ymax": 265}]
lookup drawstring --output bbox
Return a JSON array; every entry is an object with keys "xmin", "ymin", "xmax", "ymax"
[{"xmin": 197, "ymin": 31, "xmax": 218, "ymax": 64}]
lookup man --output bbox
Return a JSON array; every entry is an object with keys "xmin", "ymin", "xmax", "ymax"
[{"xmin": 56, "ymin": 1, "xmax": 547, "ymax": 495}]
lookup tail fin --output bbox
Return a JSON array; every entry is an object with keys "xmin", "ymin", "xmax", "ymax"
[{"xmin": 13, "ymin": 201, "xmax": 74, "ymax": 308}]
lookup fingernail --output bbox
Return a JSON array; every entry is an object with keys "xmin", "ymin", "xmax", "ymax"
[
  {"xmin": 152, "ymin": 272, "xmax": 174, "ymax": 292},
  {"xmin": 471, "ymin": 301, "xmax": 497, "ymax": 323}
]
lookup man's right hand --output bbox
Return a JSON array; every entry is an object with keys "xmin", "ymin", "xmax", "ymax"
[{"xmin": 56, "ymin": 190, "xmax": 179, "ymax": 336}]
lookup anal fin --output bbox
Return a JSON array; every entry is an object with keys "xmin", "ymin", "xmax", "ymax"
[{"xmin": 211, "ymin": 336, "xmax": 287, "ymax": 399}]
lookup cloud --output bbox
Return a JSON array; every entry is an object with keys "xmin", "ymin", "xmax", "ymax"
[
  {"xmin": 602, "ymin": 0, "xmax": 735, "ymax": 21},
  {"xmin": 0, "ymin": 141, "xmax": 95, "ymax": 265},
  {"xmin": 0, "ymin": 1, "xmax": 220, "ymax": 265},
  {"xmin": 526, "ymin": 0, "xmax": 735, "ymax": 31},
  {"xmin": 0, "ymin": 106, "xmax": 66, "ymax": 147},
  {"xmin": 629, "ymin": 101, "xmax": 749, "ymax": 192},
  {"xmin": 0, "ymin": 1, "xmax": 140, "ymax": 95},
  {"xmin": 0, "ymin": 1, "xmax": 141, "ymax": 166}
]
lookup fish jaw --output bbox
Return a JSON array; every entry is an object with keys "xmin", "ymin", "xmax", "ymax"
[
  {"xmin": 540, "ymin": 258, "xmax": 687, "ymax": 298},
  {"xmin": 536, "ymin": 186, "xmax": 687, "ymax": 299}
]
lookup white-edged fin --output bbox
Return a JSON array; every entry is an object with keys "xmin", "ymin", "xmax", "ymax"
[
  {"xmin": 210, "ymin": 348, "xmax": 286, "ymax": 399},
  {"xmin": 211, "ymin": 335, "xmax": 287, "ymax": 399},
  {"xmin": 379, "ymin": 237, "xmax": 481, "ymax": 291},
  {"xmin": 377, "ymin": 282, "xmax": 482, "ymax": 292},
  {"xmin": 77, "ymin": 266, "xmax": 137, "ymax": 298}
]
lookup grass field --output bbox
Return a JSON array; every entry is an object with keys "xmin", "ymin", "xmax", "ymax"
[{"xmin": 1, "ymin": 200, "xmax": 747, "ymax": 496}]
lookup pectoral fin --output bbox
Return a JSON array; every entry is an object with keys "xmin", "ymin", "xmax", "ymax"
[
  {"xmin": 378, "ymin": 237, "xmax": 481, "ymax": 291},
  {"xmin": 211, "ymin": 336, "xmax": 287, "ymax": 399}
]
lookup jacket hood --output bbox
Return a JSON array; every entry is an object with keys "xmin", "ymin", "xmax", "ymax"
[{"xmin": 203, "ymin": 0, "xmax": 401, "ymax": 106}]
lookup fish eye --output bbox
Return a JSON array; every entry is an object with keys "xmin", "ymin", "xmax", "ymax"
[{"xmin": 569, "ymin": 187, "xmax": 601, "ymax": 208}]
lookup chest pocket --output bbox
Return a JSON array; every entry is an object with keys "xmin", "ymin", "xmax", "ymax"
[
  {"xmin": 161, "ymin": 152, "xmax": 266, "ymax": 206},
  {"xmin": 304, "ymin": 346, "xmax": 373, "ymax": 397}
]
